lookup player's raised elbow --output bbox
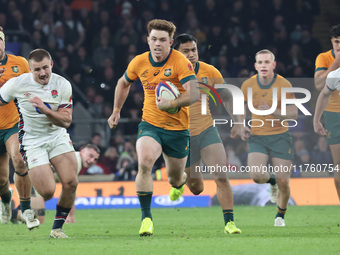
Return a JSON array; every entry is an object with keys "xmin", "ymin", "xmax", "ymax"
[
  {"xmin": 64, "ymin": 120, "xmax": 72, "ymax": 128},
  {"xmin": 64, "ymin": 115, "xmax": 73, "ymax": 128}
]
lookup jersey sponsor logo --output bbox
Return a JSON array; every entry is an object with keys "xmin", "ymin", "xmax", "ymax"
[
  {"xmin": 187, "ymin": 63, "xmax": 193, "ymax": 71},
  {"xmin": 51, "ymin": 90, "xmax": 58, "ymax": 98},
  {"xmin": 24, "ymin": 93, "xmax": 31, "ymax": 98},
  {"xmin": 201, "ymin": 77, "xmax": 208, "ymax": 84},
  {"xmin": 153, "ymin": 70, "xmax": 160, "ymax": 76},
  {"xmin": 141, "ymin": 69, "xmax": 148, "ymax": 77},
  {"xmin": 11, "ymin": 66, "xmax": 19, "ymax": 73},
  {"xmin": 164, "ymin": 69, "xmax": 171, "ymax": 77},
  {"xmin": 142, "ymin": 80, "xmax": 157, "ymax": 90}
]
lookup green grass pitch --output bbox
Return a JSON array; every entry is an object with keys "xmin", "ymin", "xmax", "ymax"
[{"xmin": 0, "ymin": 206, "xmax": 339, "ymax": 255}]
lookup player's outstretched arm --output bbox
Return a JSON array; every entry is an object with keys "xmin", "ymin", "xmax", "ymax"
[
  {"xmin": 108, "ymin": 75, "xmax": 131, "ymax": 129},
  {"xmin": 313, "ymin": 86, "xmax": 332, "ymax": 136},
  {"xmin": 29, "ymin": 96, "xmax": 72, "ymax": 128}
]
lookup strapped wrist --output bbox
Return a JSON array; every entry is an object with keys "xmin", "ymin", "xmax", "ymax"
[{"xmin": 113, "ymin": 107, "xmax": 121, "ymax": 113}]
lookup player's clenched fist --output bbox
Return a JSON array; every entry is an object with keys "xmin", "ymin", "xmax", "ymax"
[{"xmin": 108, "ymin": 112, "xmax": 120, "ymax": 129}]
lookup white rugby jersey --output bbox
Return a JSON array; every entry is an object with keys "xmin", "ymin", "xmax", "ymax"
[
  {"xmin": 0, "ymin": 72, "xmax": 73, "ymax": 146},
  {"xmin": 326, "ymin": 68, "xmax": 340, "ymax": 92}
]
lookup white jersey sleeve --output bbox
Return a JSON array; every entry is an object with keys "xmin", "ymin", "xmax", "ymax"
[
  {"xmin": 0, "ymin": 76, "xmax": 19, "ymax": 103},
  {"xmin": 326, "ymin": 68, "xmax": 340, "ymax": 91},
  {"xmin": 58, "ymin": 80, "xmax": 73, "ymax": 109}
]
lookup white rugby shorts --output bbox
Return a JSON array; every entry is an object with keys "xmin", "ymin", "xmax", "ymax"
[{"xmin": 25, "ymin": 133, "xmax": 75, "ymax": 169}]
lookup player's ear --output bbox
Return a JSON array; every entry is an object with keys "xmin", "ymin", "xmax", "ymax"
[
  {"xmin": 273, "ymin": 61, "xmax": 277, "ymax": 70},
  {"xmin": 170, "ymin": 38, "xmax": 174, "ymax": 46},
  {"xmin": 50, "ymin": 59, "xmax": 54, "ymax": 68}
]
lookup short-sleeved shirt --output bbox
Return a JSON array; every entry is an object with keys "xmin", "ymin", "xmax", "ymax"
[
  {"xmin": 124, "ymin": 49, "xmax": 196, "ymax": 131},
  {"xmin": 0, "ymin": 54, "xmax": 30, "ymax": 129},
  {"xmin": 0, "ymin": 72, "xmax": 73, "ymax": 146},
  {"xmin": 241, "ymin": 74, "xmax": 295, "ymax": 136},
  {"xmin": 190, "ymin": 61, "xmax": 225, "ymax": 136},
  {"xmin": 315, "ymin": 49, "xmax": 340, "ymax": 112},
  {"xmin": 326, "ymin": 68, "xmax": 340, "ymax": 91}
]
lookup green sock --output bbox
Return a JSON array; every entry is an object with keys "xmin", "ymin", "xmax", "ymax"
[
  {"xmin": 267, "ymin": 173, "xmax": 276, "ymax": 185},
  {"xmin": 276, "ymin": 206, "xmax": 286, "ymax": 219},
  {"xmin": 137, "ymin": 191, "xmax": 153, "ymax": 220},
  {"xmin": 223, "ymin": 209, "xmax": 234, "ymax": 225},
  {"xmin": 1, "ymin": 189, "xmax": 12, "ymax": 204},
  {"xmin": 20, "ymin": 198, "xmax": 31, "ymax": 212}
]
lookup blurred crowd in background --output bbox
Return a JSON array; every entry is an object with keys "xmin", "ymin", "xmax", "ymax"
[{"xmin": 1, "ymin": 0, "xmax": 334, "ymax": 179}]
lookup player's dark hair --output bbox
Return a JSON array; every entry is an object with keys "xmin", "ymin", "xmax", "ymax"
[
  {"xmin": 172, "ymin": 34, "xmax": 197, "ymax": 50},
  {"xmin": 330, "ymin": 24, "xmax": 340, "ymax": 38},
  {"xmin": 147, "ymin": 19, "xmax": 176, "ymax": 39},
  {"xmin": 84, "ymin": 144, "xmax": 100, "ymax": 155},
  {"xmin": 28, "ymin": 48, "xmax": 52, "ymax": 62}
]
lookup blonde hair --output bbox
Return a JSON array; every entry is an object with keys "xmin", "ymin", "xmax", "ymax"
[
  {"xmin": 147, "ymin": 19, "xmax": 176, "ymax": 39},
  {"xmin": 255, "ymin": 49, "xmax": 275, "ymax": 62}
]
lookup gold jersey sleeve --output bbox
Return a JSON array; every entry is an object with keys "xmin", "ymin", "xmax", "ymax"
[
  {"xmin": 190, "ymin": 61, "xmax": 224, "ymax": 136},
  {"xmin": 125, "ymin": 49, "xmax": 196, "ymax": 130},
  {"xmin": 241, "ymin": 74, "xmax": 295, "ymax": 136},
  {"xmin": 315, "ymin": 50, "xmax": 340, "ymax": 112},
  {"xmin": 0, "ymin": 54, "xmax": 29, "ymax": 129}
]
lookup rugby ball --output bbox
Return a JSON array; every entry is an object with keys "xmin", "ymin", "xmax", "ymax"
[{"xmin": 155, "ymin": 81, "xmax": 181, "ymax": 114}]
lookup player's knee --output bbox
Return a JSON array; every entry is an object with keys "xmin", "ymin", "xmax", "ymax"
[
  {"xmin": 62, "ymin": 179, "xmax": 78, "ymax": 193},
  {"xmin": 276, "ymin": 178, "xmax": 290, "ymax": 190},
  {"xmin": 11, "ymin": 155, "xmax": 26, "ymax": 172},
  {"xmin": 41, "ymin": 192, "xmax": 54, "ymax": 201},
  {"xmin": 252, "ymin": 176, "xmax": 268, "ymax": 184},
  {"xmin": 138, "ymin": 158, "xmax": 154, "ymax": 174},
  {"xmin": 168, "ymin": 177, "xmax": 182, "ymax": 188},
  {"xmin": 186, "ymin": 180, "xmax": 203, "ymax": 195},
  {"xmin": 189, "ymin": 186, "xmax": 203, "ymax": 195},
  {"xmin": 0, "ymin": 176, "xmax": 8, "ymax": 187},
  {"xmin": 37, "ymin": 186, "xmax": 55, "ymax": 201}
]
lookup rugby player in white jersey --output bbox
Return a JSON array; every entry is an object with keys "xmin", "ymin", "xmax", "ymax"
[{"xmin": 0, "ymin": 48, "xmax": 77, "ymax": 238}]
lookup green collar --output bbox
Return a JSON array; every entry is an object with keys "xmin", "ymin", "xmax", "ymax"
[
  {"xmin": 332, "ymin": 49, "xmax": 335, "ymax": 58},
  {"xmin": 257, "ymin": 73, "xmax": 277, "ymax": 89},
  {"xmin": 0, "ymin": 54, "xmax": 8, "ymax": 65},
  {"xmin": 194, "ymin": 61, "xmax": 200, "ymax": 75},
  {"xmin": 148, "ymin": 48, "xmax": 172, "ymax": 67}
]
